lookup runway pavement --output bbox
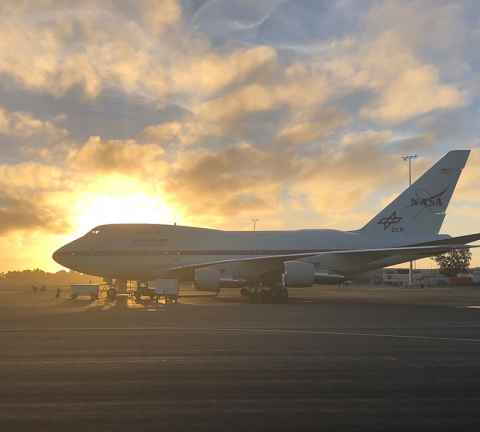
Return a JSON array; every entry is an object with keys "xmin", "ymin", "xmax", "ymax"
[{"xmin": 3, "ymin": 286, "xmax": 480, "ymax": 431}]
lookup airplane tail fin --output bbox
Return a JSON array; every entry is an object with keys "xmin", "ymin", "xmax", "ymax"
[{"xmin": 358, "ymin": 150, "xmax": 470, "ymax": 239}]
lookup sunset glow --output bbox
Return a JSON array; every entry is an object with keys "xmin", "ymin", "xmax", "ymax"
[{"xmin": 71, "ymin": 176, "xmax": 178, "ymax": 237}]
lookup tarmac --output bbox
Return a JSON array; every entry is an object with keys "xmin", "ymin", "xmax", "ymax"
[{"xmin": 3, "ymin": 284, "xmax": 480, "ymax": 431}]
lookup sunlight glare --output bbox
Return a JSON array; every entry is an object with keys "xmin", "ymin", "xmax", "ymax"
[{"xmin": 71, "ymin": 175, "xmax": 177, "ymax": 236}]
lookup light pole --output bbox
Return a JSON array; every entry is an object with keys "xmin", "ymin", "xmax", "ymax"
[
  {"xmin": 402, "ymin": 154, "xmax": 418, "ymax": 286},
  {"xmin": 252, "ymin": 218, "xmax": 259, "ymax": 232}
]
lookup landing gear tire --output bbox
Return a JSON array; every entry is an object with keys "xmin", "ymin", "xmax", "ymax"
[{"xmin": 107, "ymin": 288, "xmax": 117, "ymax": 301}]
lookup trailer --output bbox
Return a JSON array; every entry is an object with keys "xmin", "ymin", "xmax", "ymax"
[
  {"xmin": 135, "ymin": 279, "xmax": 179, "ymax": 304},
  {"xmin": 152, "ymin": 279, "xmax": 179, "ymax": 304},
  {"xmin": 70, "ymin": 284, "xmax": 100, "ymax": 301}
]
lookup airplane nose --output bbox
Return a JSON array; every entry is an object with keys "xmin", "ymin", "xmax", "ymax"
[
  {"xmin": 53, "ymin": 244, "xmax": 72, "ymax": 266},
  {"xmin": 52, "ymin": 246, "xmax": 64, "ymax": 265}
]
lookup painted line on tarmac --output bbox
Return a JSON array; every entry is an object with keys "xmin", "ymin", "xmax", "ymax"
[{"xmin": 2, "ymin": 326, "xmax": 480, "ymax": 344}]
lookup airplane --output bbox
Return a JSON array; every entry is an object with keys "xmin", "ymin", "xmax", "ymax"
[{"xmin": 53, "ymin": 150, "xmax": 479, "ymax": 303}]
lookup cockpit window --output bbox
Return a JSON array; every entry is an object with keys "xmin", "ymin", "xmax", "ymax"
[{"xmin": 90, "ymin": 229, "xmax": 100, "ymax": 235}]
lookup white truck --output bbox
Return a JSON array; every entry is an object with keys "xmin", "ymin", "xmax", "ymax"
[{"xmin": 71, "ymin": 284, "xmax": 100, "ymax": 301}]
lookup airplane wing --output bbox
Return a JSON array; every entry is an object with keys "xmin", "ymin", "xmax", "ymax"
[{"xmin": 166, "ymin": 243, "xmax": 476, "ymax": 279}]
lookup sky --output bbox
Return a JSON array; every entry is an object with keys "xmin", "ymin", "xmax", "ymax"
[{"xmin": 0, "ymin": 0, "xmax": 479, "ymax": 272}]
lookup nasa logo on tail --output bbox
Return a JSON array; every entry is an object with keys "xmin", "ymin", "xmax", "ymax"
[
  {"xmin": 377, "ymin": 211, "xmax": 403, "ymax": 231},
  {"xmin": 410, "ymin": 187, "xmax": 449, "ymax": 208}
]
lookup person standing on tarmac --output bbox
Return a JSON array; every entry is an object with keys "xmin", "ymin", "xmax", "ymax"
[{"xmin": 55, "ymin": 288, "xmax": 61, "ymax": 299}]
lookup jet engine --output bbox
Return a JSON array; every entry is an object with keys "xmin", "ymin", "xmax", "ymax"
[
  {"xmin": 194, "ymin": 268, "xmax": 221, "ymax": 292},
  {"xmin": 283, "ymin": 261, "xmax": 315, "ymax": 287}
]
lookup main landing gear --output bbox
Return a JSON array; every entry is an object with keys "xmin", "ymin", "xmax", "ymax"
[
  {"xmin": 240, "ymin": 284, "xmax": 289, "ymax": 304},
  {"xmin": 103, "ymin": 279, "xmax": 127, "ymax": 302}
]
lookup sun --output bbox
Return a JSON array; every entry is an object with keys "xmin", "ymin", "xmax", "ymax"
[{"xmin": 71, "ymin": 175, "xmax": 178, "ymax": 237}]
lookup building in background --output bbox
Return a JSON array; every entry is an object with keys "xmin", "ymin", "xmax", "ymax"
[
  {"xmin": 354, "ymin": 268, "xmax": 480, "ymax": 287},
  {"xmin": 384, "ymin": 268, "xmax": 480, "ymax": 286}
]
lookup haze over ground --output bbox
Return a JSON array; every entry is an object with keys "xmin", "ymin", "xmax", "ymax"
[{"xmin": 0, "ymin": 0, "xmax": 479, "ymax": 272}]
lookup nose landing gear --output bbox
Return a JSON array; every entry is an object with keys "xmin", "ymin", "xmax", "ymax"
[{"xmin": 107, "ymin": 287, "xmax": 117, "ymax": 301}]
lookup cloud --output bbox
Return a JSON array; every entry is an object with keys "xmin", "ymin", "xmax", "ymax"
[
  {"xmin": 160, "ymin": 127, "xmax": 393, "ymax": 227},
  {"xmin": 0, "ymin": 105, "xmax": 71, "ymax": 164},
  {"xmin": 276, "ymin": 107, "xmax": 349, "ymax": 146},
  {"xmin": 69, "ymin": 136, "xmax": 166, "ymax": 176},
  {"xmin": 197, "ymin": 84, "xmax": 279, "ymax": 127},
  {"xmin": 0, "ymin": 1, "xmax": 280, "ymax": 105},
  {"xmin": 141, "ymin": 120, "xmax": 220, "ymax": 148},
  {"xmin": 0, "ymin": 105, "xmax": 67, "ymax": 139},
  {"xmin": 358, "ymin": 34, "xmax": 465, "ymax": 123},
  {"xmin": 191, "ymin": 0, "xmax": 286, "ymax": 39},
  {"xmin": 359, "ymin": 1, "xmax": 469, "ymax": 122},
  {"xmin": 0, "ymin": 162, "xmax": 69, "ymax": 234},
  {"xmin": 364, "ymin": 0, "xmax": 466, "ymax": 58},
  {"xmin": 0, "ymin": 192, "xmax": 64, "ymax": 234},
  {"xmin": 164, "ymin": 142, "xmax": 309, "ymax": 224},
  {"xmin": 286, "ymin": 129, "xmax": 411, "ymax": 227},
  {"xmin": 322, "ymin": 32, "xmax": 465, "ymax": 124},
  {"xmin": 195, "ymin": 61, "xmax": 334, "ymax": 135},
  {"xmin": 136, "ymin": 0, "xmax": 182, "ymax": 35},
  {"xmin": 173, "ymin": 45, "xmax": 278, "ymax": 97},
  {"xmin": 0, "ymin": 162, "xmax": 65, "ymax": 191}
]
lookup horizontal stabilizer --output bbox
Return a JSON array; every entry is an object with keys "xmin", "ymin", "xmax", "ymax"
[{"xmin": 413, "ymin": 233, "xmax": 480, "ymax": 247}]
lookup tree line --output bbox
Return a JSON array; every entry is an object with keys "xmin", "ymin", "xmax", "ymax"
[
  {"xmin": 432, "ymin": 249, "xmax": 473, "ymax": 277},
  {"xmin": 0, "ymin": 269, "xmax": 101, "ymax": 286}
]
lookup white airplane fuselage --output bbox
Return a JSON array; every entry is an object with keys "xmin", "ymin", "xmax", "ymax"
[{"xmin": 52, "ymin": 224, "xmax": 445, "ymax": 281}]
